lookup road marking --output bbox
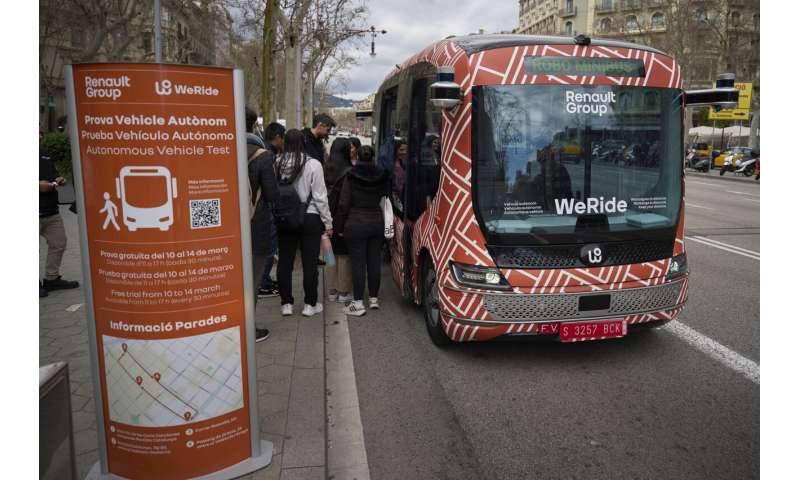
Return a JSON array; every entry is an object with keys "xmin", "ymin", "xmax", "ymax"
[
  {"xmin": 685, "ymin": 203, "xmax": 714, "ymax": 210},
  {"xmin": 726, "ymin": 190, "xmax": 760, "ymax": 197},
  {"xmin": 692, "ymin": 235, "xmax": 760, "ymax": 255},
  {"xmin": 664, "ymin": 321, "xmax": 759, "ymax": 385},
  {"xmin": 325, "ymin": 295, "xmax": 371, "ymax": 479},
  {"xmin": 686, "ymin": 236, "xmax": 760, "ymax": 260},
  {"xmin": 688, "ymin": 181, "xmax": 722, "ymax": 187},
  {"xmin": 741, "ymin": 198, "xmax": 760, "ymax": 203}
]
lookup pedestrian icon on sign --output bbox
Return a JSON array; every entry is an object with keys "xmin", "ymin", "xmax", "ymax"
[{"xmin": 100, "ymin": 192, "xmax": 120, "ymax": 231}]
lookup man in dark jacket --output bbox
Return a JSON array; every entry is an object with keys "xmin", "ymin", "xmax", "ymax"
[
  {"xmin": 245, "ymin": 108, "xmax": 280, "ymax": 342},
  {"xmin": 257, "ymin": 121, "xmax": 285, "ymax": 298},
  {"xmin": 302, "ymin": 113, "xmax": 335, "ymax": 163},
  {"xmin": 39, "ymin": 148, "xmax": 79, "ymax": 297}
]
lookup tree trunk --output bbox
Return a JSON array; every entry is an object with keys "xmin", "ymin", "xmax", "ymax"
[
  {"xmin": 284, "ymin": 37, "xmax": 302, "ymax": 129},
  {"xmin": 260, "ymin": 0, "xmax": 276, "ymax": 121},
  {"xmin": 303, "ymin": 72, "xmax": 314, "ymax": 127}
]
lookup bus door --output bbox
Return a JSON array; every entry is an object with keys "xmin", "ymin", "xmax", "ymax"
[{"xmin": 402, "ymin": 75, "xmax": 442, "ymax": 301}]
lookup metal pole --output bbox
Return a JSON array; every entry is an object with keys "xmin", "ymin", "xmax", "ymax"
[{"xmin": 154, "ymin": 0, "xmax": 162, "ymax": 63}]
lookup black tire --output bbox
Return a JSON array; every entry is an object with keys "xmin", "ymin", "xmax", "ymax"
[
  {"xmin": 719, "ymin": 168, "xmax": 726, "ymax": 176},
  {"xmin": 743, "ymin": 165, "xmax": 754, "ymax": 177},
  {"xmin": 422, "ymin": 259, "xmax": 451, "ymax": 346}
]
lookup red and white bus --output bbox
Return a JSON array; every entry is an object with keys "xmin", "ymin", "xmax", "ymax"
[{"xmin": 371, "ymin": 34, "xmax": 737, "ymax": 345}]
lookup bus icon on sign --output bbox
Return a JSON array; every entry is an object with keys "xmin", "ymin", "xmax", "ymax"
[{"xmin": 115, "ymin": 166, "xmax": 178, "ymax": 231}]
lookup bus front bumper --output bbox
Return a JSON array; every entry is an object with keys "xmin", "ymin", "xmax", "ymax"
[{"xmin": 437, "ymin": 276, "xmax": 688, "ymax": 342}]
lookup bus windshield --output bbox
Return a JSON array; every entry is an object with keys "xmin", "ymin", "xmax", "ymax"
[
  {"xmin": 473, "ymin": 84, "xmax": 682, "ymax": 245},
  {"xmin": 124, "ymin": 175, "xmax": 169, "ymax": 209}
]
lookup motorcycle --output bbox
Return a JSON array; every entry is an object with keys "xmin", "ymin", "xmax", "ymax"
[
  {"xmin": 686, "ymin": 151, "xmax": 710, "ymax": 172},
  {"xmin": 734, "ymin": 157, "xmax": 757, "ymax": 177},
  {"xmin": 721, "ymin": 150, "xmax": 759, "ymax": 177}
]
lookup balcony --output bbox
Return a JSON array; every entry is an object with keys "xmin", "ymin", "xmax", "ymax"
[
  {"xmin": 620, "ymin": 0, "xmax": 641, "ymax": 11},
  {"xmin": 595, "ymin": 1, "xmax": 617, "ymax": 14},
  {"xmin": 646, "ymin": 0, "xmax": 667, "ymax": 6},
  {"xmin": 559, "ymin": 5, "xmax": 578, "ymax": 17}
]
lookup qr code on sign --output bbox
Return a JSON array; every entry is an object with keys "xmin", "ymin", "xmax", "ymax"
[{"xmin": 189, "ymin": 199, "xmax": 221, "ymax": 229}]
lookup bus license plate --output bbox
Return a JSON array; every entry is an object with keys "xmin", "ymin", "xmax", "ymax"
[{"xmin": 559, "ymin": 320, "xmax": 627, "ymax": 342}]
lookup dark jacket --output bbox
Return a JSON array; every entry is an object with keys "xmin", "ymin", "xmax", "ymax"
[
  {"xmin": 327, "ymin": 169, "xmax": 351, "ymax": 255},
  {"xmin": 334, "ymin": 162, "xmax": 391, "ymax": 235},
  {"xmin": 302, "ymin": 128, "xmax": 326, "ymax": 164},
  {"xmin": 247, "ymin": 133, "xmax": 279, "ymax": 255},
  {"xmin": 39, "ymin": 149, "xmax": 59, "ymax": 217}
]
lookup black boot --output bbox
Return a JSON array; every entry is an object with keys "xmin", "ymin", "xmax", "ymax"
[{"xmin": 43, "ymin": 276, "xmax": 80, "ymax": 291}]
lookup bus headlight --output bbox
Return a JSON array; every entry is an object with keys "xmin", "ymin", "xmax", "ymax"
[
  {"xmin": 450, "ymin": 262, "xmax": 511, "ymax": 290},
  {"xmin": 667, "ymin": 253, "xmax": 688, "ymax": 279}
]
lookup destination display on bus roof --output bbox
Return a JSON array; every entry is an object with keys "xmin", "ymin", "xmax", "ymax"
[{"xmin": 525, "ymin": 56, "xmax": 646, "ymax": 77}]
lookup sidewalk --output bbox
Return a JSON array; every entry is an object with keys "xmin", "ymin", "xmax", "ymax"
[{"xmin": 39, "ymin": 206, "xmax": 327, "ymax": 479}]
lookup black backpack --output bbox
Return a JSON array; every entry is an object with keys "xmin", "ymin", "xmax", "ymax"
[{"xmin": 273, "ymin": 154, "xmax": 312, "ymax": 231}]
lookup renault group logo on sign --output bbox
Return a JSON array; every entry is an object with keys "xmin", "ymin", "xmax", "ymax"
[
  {"xmin": 84, "ymin": 75, "xmax": 131, "ymax": 101},
  {"xmin": 154, "ymin": 78, "xmax": 220, "ymax": 97},
  {"xmin": 580, "ymin": 244, "xmax": 604, "ymax": 266}
]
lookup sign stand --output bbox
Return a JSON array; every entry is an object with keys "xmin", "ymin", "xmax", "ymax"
[{"xmin": 65, "ymin": 63, "xmax": 272, "ymax": 480}]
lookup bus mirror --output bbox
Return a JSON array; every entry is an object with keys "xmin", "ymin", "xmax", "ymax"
[
  {"xmin": 685, "ymin": 73, "xmax": 739, "ymax": 109},
  {"xmin": 430, "ymin": 66, "xmax": 462, "ymax": 109},
  {"xmin": 355, "ymin": 109, "xmax": 372, "ymax": 119}
]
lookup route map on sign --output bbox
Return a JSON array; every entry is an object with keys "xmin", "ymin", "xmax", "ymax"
[{"xmin": 102, "ymin": 327, "xmax": 244, "ymax": 427}]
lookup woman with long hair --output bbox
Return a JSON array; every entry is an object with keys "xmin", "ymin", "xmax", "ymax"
[
  {"xmin": 335, "ymin": 145, "xmax": 391, "ymax": 316},
  {"xmin": 323, "ymin": 137, "xmax": 354, "ymax": 303},
  {"xmin": 275, "ymin": 129, "xmax": 333, "ymax": 317},
  {"xmin": 348, "ymin": 137, "xmax": 362, "ymax": 166}
]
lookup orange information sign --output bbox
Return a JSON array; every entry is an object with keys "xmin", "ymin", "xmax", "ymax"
[{"xmin": 65, "ymin": 64, "xmax": 270, "ymax": 479}]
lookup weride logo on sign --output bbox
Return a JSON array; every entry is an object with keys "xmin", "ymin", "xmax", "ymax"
[
  {"xmin": 85, "ymin": 75, "xmax": 132, "ymax": 101},
  {"xmin": 155, "ymin": 79, "xmax": 220, "ymax": 97}
]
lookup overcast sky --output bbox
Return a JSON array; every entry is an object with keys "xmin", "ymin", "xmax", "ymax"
[{"xmin": 335, "ymin": 0, "xmax": 519, "ymax": 100}]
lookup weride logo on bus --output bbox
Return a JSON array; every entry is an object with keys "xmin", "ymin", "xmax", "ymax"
[
  {"xmin": 84, "ymin": 76, "xmax": 131, "ymax": 101},
  {"xmin": 555, "ymin": 196, "xmax": 628, "ymax": 215},
  {"xmin": 154, "ymin": 79, "xmax": 220, "ymax": 97},
  {"xmin": 565, "ymin": 90, "xmax": 616, "ymax": 116}
]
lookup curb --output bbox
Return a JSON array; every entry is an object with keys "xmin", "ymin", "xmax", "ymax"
[
  {"xmin": 685, "ymin": 170, "xmax": 760, "ymax": 185},
  {"xmin": 323, "ymin": 293, "xmax": 371, "ymax": 480}
]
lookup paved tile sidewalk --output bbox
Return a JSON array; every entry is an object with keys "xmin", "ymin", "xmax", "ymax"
[{"xmin": 39, "ymin": 206, "xmax": 326, "ymax": 479}]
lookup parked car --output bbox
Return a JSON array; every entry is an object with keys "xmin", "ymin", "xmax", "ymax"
[{"xmin": 691, "ymin": 142, "xmax": 712, "ymax": 158}]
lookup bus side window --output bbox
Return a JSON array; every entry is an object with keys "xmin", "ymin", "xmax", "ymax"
[{"xmin": 420, "ymin": 77, "xmax": 442, "ymax": 211}]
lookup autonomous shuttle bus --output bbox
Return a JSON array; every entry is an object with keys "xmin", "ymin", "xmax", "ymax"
[
  {"xmin": 372, "ymin": 34, "xmax": 737, "ymax": 345},
  {"xmin": 115, "ymin": 166, "xmax": 178, "ymax": 231}
]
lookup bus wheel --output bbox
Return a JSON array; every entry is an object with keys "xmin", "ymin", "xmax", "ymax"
[{"xmin": 423, "ymin": 260, "xmax": 451, "ymax": 346}]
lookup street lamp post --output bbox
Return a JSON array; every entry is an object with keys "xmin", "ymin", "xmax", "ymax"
[{"xmin": 368, "ymin": 25, "xmax": 388, "ymax": 57}]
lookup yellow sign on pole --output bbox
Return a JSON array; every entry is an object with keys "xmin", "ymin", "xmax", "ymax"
[{"xmin": 708, "ymin": 82, "xmax": 752, "ymax": 121}]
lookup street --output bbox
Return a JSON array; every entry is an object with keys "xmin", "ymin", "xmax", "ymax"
[{"xmin": 345, "ymin": 172, "xmax": 759, "ymax": 479}]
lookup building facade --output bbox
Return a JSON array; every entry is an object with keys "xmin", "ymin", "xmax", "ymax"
[
  {"xmin": 516, "ymin": 0, "xmax": 760, "ymax": 96},
  {"xmin": 39, "ymin": 0, "xmax": 236, "ymax": 133}
]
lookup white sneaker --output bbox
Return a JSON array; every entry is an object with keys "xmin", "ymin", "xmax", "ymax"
[
  {"xmin": 281, "ymin": 304, "xmax": 293, "ymax": 316},
  {"xmin": 343, "ymin": 301, "xmax": 366, "ymax": 317},
  {"xmin": 302, "ymin": 303, "xmax": 324, "ymax": 317},
  {"xmin": 328, "ymin": 290, "xmax": 338, "ymax": 302},
  {"xmin": 368, "ymin": 297, "xmax": 380, "ymax": 309},
  {"xmin": 337, "ymin": 293, "xmax": 354, "ymax": 303}
]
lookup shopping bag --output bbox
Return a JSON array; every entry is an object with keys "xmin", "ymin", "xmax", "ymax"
[
  {"xmin": 321, "ymin": 234, "xmax": 336, "ymax": 267},
  {"xmin": 380, "ymin": 196, "xmax": 394, "ymax": 239}
]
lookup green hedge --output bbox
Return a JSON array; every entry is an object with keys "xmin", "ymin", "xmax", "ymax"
[{"xmin": 40, "ymin": 132, "xmax": 72, "ymax": 182}]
